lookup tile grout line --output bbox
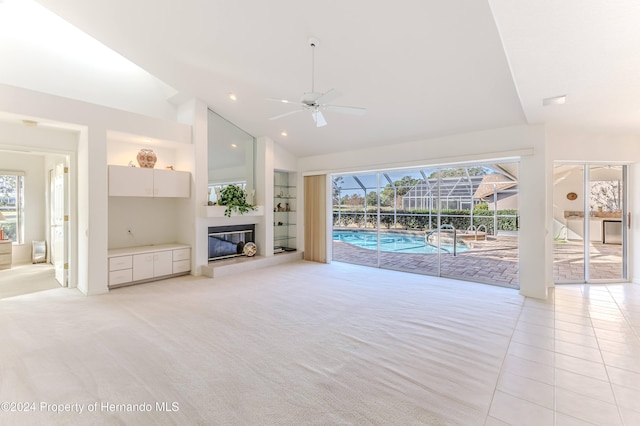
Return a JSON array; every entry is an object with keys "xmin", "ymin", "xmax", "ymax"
[
  {"xmin": 553, "ymin": 287, "xmax": 557, "ymax": 426},
  {"xmin": 483, "ymin": 293, "xmax": 527, "ymax": 426},
  {"xmin": 585, "ymin": 284, "xmax": 625, "ymax": 426},
  {"xmin": 604, "ymin": 284, "xmax": 640, "ymax": 425}
]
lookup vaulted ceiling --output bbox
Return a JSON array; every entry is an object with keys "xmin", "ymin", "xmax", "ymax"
[{"xmin": 3, "ymin": 0, "xmax": 640, "ymax": 158}]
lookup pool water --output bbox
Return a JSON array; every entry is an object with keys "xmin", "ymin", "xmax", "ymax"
[{"xmin": 333, "ymin": 231, "xmax": 468, "ymax": 254}]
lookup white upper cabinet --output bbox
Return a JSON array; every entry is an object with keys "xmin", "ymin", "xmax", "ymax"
[
  {"xmin": 108, "ymin": 165, "xmax": 190, "ymax": 198},
  {"xmin": 109, "ymin": 166, "xmax": 154, "ymax": 197},
  {"xmin": 152, "ymin": 168, "xmax": 190, "ymax": 197}
]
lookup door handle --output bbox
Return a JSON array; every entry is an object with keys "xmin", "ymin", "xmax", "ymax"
[{"xmin": 629, "ymin": 212, "xmax": 632, "ymax": 229}]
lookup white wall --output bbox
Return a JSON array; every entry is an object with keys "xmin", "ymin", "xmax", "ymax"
[
  {"xmin": 108, "ymin": 197, "xmax": 182, "ymax": 249},
  {"xmin": 177, "ymin": 99, "xmax": 208, "ymax": 275},
  {"xmin": 107, "ymin": 140, "xmax": 179, "ymax": 169},
  {"xmin": 299, "ymin": 124, "xmax": 549, "ymax": 299}
]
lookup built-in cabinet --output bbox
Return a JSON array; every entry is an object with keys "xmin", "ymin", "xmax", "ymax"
[
  {"xmin": 108, "ymin": 165, "xmax": 190, "ymax": 197},
  {"xmin": 107, "ymin": 164, "xmax": 191, "ymax": 289},
  {"xmin": 274, "ymin": 170, "xmax": 297, "ymax": 254},
  {"xmin": 108, "ymin": 244, "xmax": 191, "ymax": 288},
  {"xmin": 133, "ymin": 250, "xmax": 172, "ymax": 281},
  {"xmin": 0, "ymin": 240, "xmax": 12, "ymax": 270}
]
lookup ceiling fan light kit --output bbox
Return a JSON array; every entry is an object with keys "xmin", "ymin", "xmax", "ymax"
[{"xmin": 267, "ymin": 37, "xmax": 365, "ymax": 127}]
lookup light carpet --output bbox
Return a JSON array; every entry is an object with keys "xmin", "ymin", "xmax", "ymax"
[
  {"xmin": 0, "ymin": 263, "xmax": 59, "ymax": 299},
  {"xmin": 0, "ymin": 260, "xmax": 524, "ymax": 425}
]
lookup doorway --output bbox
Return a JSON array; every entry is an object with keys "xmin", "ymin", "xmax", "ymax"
[{"xmin": 553, "ymin": 163, "xmax": 627, "ymax": 283}]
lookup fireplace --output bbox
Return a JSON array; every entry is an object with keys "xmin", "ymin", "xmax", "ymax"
[{"xmin": 208, "ymin": 224, "xmax": 255, "ymax": 261}]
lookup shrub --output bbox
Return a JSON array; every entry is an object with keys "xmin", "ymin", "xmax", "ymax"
[{"xmin": 332, "ymin": 208, "xmax": 519, "ymax": 234}]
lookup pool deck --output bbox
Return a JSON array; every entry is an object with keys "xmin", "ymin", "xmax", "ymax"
[
  {"xmin": 333, "ymin": 233, "xmax": 520, "ymax": 290},
  {"xmin": 553, "ymin": 239, "xmax": 623, "ymax": 282},
  {"xmin": 332, "ymin": 230, "xmax": 624, "ymax": 290}
]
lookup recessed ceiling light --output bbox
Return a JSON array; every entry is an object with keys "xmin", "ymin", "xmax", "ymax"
[
  {"xmin": 543, "ymin": 95, "xmax": 567, "ymax": 106},
  {"xmin": 231, "ymin": 143, "xmax": 237, "ymax": 148},
  {"xmin": 281, "ymin": 131, "xmax": 288, "ymax": 137},
  {"xmin": 228, "ymin": 93, "xmax": 237, "ymax": 101},
  {"xmin": 142, "ymin": 138, "xmax": 153, "ymax": 143}
]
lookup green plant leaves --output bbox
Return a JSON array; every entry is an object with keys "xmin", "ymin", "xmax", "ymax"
[{"xmin": 218, "ymin": 185, "xmax": 256, "ymax": 217}]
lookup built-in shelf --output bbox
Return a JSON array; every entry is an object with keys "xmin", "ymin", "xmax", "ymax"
[{"xmin": 274, "ymin": 170, "xmax": 297, "ymax": 254}]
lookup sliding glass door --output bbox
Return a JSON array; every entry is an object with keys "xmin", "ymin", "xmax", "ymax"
[
  {"xmin": 332, "ymin": 173, "xmax": 379, "ymax": 268},
  {"xmin": 332, "ymin": 161, "xmax": 520, "ymax": 289},
  {"xmin": 553, "ymin": 163, "xmax": 627, "ymax": 283}
]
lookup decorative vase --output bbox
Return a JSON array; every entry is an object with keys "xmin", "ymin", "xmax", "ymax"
[{"xmin": 137, "ymin": 149, "xmax": 157, "ymax": 168}]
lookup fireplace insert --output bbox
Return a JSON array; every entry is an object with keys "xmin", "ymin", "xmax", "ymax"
[{"xmin": 208, "ymin": 224, "xmax": 255, "ymax": 261}]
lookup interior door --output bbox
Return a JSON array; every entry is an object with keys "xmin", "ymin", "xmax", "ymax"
[{"xmin": 51, "ymin": 163, "xmax": 68, "ymax": 286}]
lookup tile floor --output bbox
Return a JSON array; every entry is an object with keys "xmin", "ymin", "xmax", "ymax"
[
  {"xmin": 1, "ymin": 260, "xmax": 639, "ymax": 424},
  {"xmin": 490, "ymin": 283, "xmax": 640, "ymax": 425}
]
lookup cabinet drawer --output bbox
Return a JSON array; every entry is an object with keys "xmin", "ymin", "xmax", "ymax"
[
  {"xmin": 172, "ymin": 248, "xmax": 191, "ymax": 261},
  {"xmin": 109, "ymin": 255, "xmax": 133, "ymax": 271},
  {"xmin": 0, "ymin": 243, "xmax": 11, "ymax": 255},
  {"xmin": 109, "ymin": 269, "xmax": 132, "ymax": 285},
  {"xmin": 173, "ymin": 259, "xmax": 191, "ymax": 274}
]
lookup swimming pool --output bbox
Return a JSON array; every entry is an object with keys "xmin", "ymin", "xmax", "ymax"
[{"xmin": 333, "ymin": 230, "xmax": 468, "ymax": 254}]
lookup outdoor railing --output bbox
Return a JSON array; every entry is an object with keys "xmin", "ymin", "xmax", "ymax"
[
  {"xmin": 425, "ymin": 224, "xmax": 457, "ymax": 256},
  {"xmin": 332, "ymin": 210, "xmax": 519, "ymax": 236}
]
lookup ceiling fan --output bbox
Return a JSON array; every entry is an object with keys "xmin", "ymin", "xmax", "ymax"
[{"xmin": 267, "ymin": 37, "xmax": 366, "ymax": 127}]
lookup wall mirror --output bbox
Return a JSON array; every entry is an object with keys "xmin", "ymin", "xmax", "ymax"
[{"xmin": 207, "ymin": 109, "xmax": 255, "ymax": 204}]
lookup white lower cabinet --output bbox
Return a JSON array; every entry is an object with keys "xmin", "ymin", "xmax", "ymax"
[
  {"xmin": 132, "ymin": 250, "xmax": 172, "ymax": 281},
  {"xmin": 109, "ymin": 268, "xmax": 133, "ymax": 286},
  {"xmin": 108, "ymin": 244, "xmax": 191, "ymax": 288}
]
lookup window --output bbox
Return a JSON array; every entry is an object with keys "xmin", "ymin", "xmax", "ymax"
[{"xmin": 0, "ymin": 172, "xmax": 25, "ymax": 243}]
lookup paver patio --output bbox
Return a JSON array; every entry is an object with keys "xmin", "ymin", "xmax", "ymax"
[
  {"xmin": 332, "ymin": 232, "xmax": 625, "ymax": 290},
  {"xmin": 553, "ymin": 239, "xmax": 623, "ymax": 281},
  {"xmin": 333, "ymin": 234, "xmax": 520, "ymax": 290}
]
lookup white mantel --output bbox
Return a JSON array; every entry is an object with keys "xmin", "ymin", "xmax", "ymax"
[
  {"xmin": 202, "ymin": 205, "xmax": 263, "ymax": 217},
  {"xmin": 203, "ymin": 205, "xmax": 264, "ymax": 227}
]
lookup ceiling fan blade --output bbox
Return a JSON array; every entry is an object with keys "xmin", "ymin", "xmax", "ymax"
[
  {"xmin": 269, "ymin": 109, "xmax": 305, "ymax": 121},
  {"xmin": 312, "ymin": 110, "xmax": 327, "ymax": 127},
  {"xmin": 315, "ymin": 88, "xmax": 341, "ymax": 104},
  {"xmin": 323, "ymin": 104, "xmax": 366, "ymax": 116},
  {"xmin": 265, "ymin": 98, "xmax": 305, "ymax": 107}
]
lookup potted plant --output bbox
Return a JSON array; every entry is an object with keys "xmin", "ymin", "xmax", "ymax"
[{"xmin": 217, "ymin": 184, "xmax": 256, "ymax": 217}]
